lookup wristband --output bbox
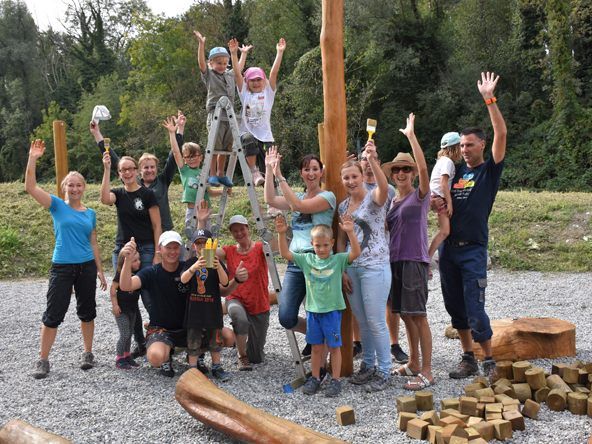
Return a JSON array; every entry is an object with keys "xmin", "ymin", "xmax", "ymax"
[
  {"xmin": 234, "ymin": 276, "xmax": 244, "ymax": 284},
  {"xmin": 484, "ymin": 96, "xmax": 497, "ymax": 106}
]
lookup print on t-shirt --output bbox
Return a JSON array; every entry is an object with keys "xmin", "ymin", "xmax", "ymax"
[
  {"xmin": 245, "ymin": 94, "xmax": 265, "ymax": 127},
  {"xmin": 353, "ymin": 216, "xmax": 373, "ymax": 251},
  {"xmin": 134, "ymin": 197, "xmax": 145, "ymax": 211},
  {"xmin": 452, "ymin": 171, "xmax": 476, "ymax": 200}
]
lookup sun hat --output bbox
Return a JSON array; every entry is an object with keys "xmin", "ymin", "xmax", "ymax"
[
  {"xmin": 208, "ymin": 47, "xmax": 230, "ymax": 60},
  {"xmin": 440, "ymin": 132, "xmax": 461, "ymax": 148},
  {"xmin": 191, "ymin": 228, "xmax": 213, "ymax": 244},
  {"xmin": 244, "ymin": 67, "xmax": 266, "ymax": 81},
  {"xmin": 229, "ymin": 215, "xmax": 249, "ymax": 227},
  {"xmin": 381, "ymin": 152, "xmax": 418, "ymax": 177},
  {"xmin": 159, "ymin": 231, "xmax": 183, "ymax": 246}
]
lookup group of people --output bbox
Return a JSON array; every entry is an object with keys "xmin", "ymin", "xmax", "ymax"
[{"xmin": 25, "ymin": 28, "xmax": 507, "ymax": 404}]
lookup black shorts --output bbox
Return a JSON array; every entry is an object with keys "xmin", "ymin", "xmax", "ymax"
[
  {"xmin": 146, "ymin": 327, "xmax": 187, "ymax": 349},
  {"xmin": 390, "ymin": 261, "xmax": 429, "ymax": 315}
]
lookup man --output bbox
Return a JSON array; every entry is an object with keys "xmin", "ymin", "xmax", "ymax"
[
  {"xmin": 438, "ymin": 72, "xmax": 507, "ymax": 379},
  {"xmin": 119, "ymin": 231, "xmax": 248, "ymax": 377}
]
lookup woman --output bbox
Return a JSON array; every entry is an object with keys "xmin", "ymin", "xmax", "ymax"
[
  {"xmin": 337, "ymin": 140, "xmax": 391, "ymax": 392},
  {"xmin": 264, "ymin": 146, "xmax": 336, "ymax": 351},
  {"xmin": 26, "ymin": 139, "xmax": 107, "ymax": 379},
  {"xmin": 384, "ymin": 113, "xmax": 434, "ymax": 390}
]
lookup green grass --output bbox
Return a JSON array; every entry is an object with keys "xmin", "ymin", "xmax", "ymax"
[{"xmin": 1, "ymin": 183, "xmax": 591, "ymax": 279}]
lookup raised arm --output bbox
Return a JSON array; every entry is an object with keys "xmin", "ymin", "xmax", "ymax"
[
  {"xmin": 100, "ymin": 152, "xmax": 116, "ymax": 205},
  {"xmin": 269, "ymin": 38, "xmax": 286, "ymax": 91},
  {"xmin": 24, "ymin": 140, "xmax": 52, "ymax": 209},
  {"xmin": 275, "ymin": 215, "xmax": 293, "ymax": 262},
  {"xmin": 229, "ymin": 38, "xmax": 243, "ymax": 91},
  {"xmin": 339, "ymin": 214, "xmax": 360, "ymax": 263},
  {"xmin": 90, "ymin": 122, "xmax": 120, "ymax": 171},
  {"xmin": 263, "ymin": 147, "xmax": 290, "ymax": 210},
  {"xmin": 181, "ymin": 256, "xmax": 206, "ymax": 284},
  {"xmin": 365, "ymin": 141, "xmax": 388, "ymax": 206},
  {"xmin": 399, "ymin": 113, "xmax": 429, "ymax": 198},
  {"xmin": 162, "ymin": 116, "xmax": 184, "ymax": 169},
  {"xmin": 194, "ymin": 30, "xmax": 207, "ymax": 74},
  {"xmin": 119, "ymin": 239, "xmax": 142, "ymax": 292},
  {"xmin": 238, "ymin": 43, "xmax": 251, "ymax": 72},
  {"xmin": 478, "ymin": 72, "xmax": 507, "ymax": 164}
]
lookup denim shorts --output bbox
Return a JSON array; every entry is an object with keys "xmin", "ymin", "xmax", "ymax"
[
  {"xmin": 146, "ymin": 327, "xmax": 187, "ymax": 349},
  {"xmin": 306, "ymin": 311, "xmax": 342, "ymax": 348}
]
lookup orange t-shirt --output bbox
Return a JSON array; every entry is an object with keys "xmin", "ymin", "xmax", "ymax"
[{"xmin": 223, "ymin": 242, "xmax": 270, "ymax": 315}]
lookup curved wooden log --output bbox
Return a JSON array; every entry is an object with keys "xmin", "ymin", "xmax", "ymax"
[
  {"xmin": 175, "ymin": 369, "xmax": 347, "ymax": 444},
  {"xmin": 0, "ymin": 419, "xmax": 71, "ymax": 444},
  {"xmin": 547, "ymin": 374, "xmax": 573, "ymax": 393}
]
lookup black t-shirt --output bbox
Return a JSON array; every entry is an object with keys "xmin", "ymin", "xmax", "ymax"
[
  {"xmin": 111, "ymin": 186, "xmax": 158, "ymax": 245},
  {"xmin": 182, "ymin": 257, "xmax": 224, "ymax": 329},
  {"xmin": 113, "ymin": 271, "xmax": 141, "ymax": 313},
  {"xmin": 450, "ymin": 157, "xmax": 504, "ymax": 246},
  {"xmin": 136, "ymin": 263, "xmax": 189, "ymax": 330}
]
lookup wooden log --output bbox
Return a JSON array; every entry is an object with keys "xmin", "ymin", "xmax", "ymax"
[
  {"xmin": 512, "ymin": 383, "xmax": 532, "ymax": 403},
  {"xmin": 397, "ymin": 412, "xmax": 416, "ymax": 431},
  {"xmin": 406, "ymin": 418, "xmax": 429, "ymax": 440},
  {"xmin": 502, "ymin": 410, "xmax": 525, "ymax": 431},
  {"xmin": 525, "ymin": 367, "xmax": 547, "ymax": 390},
  {"xmin": 522, "ymin": 399, "xmax": 540, "ymax": 419},
  {"xmin": 575, "ymin": 386, "xmax": 590, "ymax": 395},
  {"xmin": 534, "ymin": 386, "xmax": 550, "ymax": 403},
  {"xmin": 494, "ymin": 361, "xmax": 514, "ymax": 381},
  {"xmin": 415, "ymin": 391, "xmax": 434, "ymax": 411},
  {"xmin": 494, "ymin": 384, "xmax": 515, "ymax": 397},
  {"xmin": 567, "ymin": 392, "xmax": 588, "ymax": 415},
  {"xmin": 512, "ymin": 361, "xmax": 531, "ymax": 382},
  {"xmin": 459, "ymin": 397, "xmax": 478, "ymax": 416},
  {"xmin": 579, "ymin": 369, "xmax": 589, "ymax": 385},
  {"xmin": 449, "ymin": 437, "xmax": 468, "ymax": 444},
  {"xmin": 472, "ymin": 376, "xmax": 490, "ymax": 387},
  {"xmin": 396, "ymin": 396, "xmax": 417, "ymax": 413},
  {"xmin": 552, "ymin": 362, "xmax": 569, "ymax": 376},
  {"xmin": 547, "ymin": 388, "xmax": 567, "ymax": 412},
  {"xmin": 52, "ymin": 120, "xmax": 69, "ymax": 199},
  {"xmin": 440, "ymin": 398, "xmax": 460, "ymax": 410},
  {"xmin": 420, "ymin": 410, "xmax": 439, "ymax": 426},
  {"xmin": 0, "ymin": 419, "xmax": 71, "ymax": 444},
  {"xmin": 472, "ymin": 318, "xmax": 576, "ymax": 361},
  {"xmin": 488, "ymin": 419, "xmax": 513, "ymax": 440},
  {"xmin": 464, "ymin": 383, "xmax": 484, "ymax": 398},
  {"xmin": 474, "ymin": 387, "xmax": 495, "ymax": 400},
  {"xmin": 427, "ymin": 425, "xmax": 442, "ymax": 444},
  {"xmin": 471, "ymin": 421, "xmax": 495, "ymax": 441},
  {"xmin": 547, "ymin": 374, "xmax": 573, "ymax": 393},
  {"xmin": 336, "ymin": 406, "xmax": 355, "ymax": 426},
  {"xmin": 492, "ymin": 378, "xmax": 512, "ymax": 388},
  {"xmin": 563, "ymin": 366, "xmax": 580, "ymax": 384},
  {"xmin": 175, "ymin": 369, "xmax": 346, "ymax": 443},
  {"xmin": 588, "ymin": 397, "xmax": 592, "ymax": 418}
]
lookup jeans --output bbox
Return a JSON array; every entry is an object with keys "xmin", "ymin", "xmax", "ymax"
[
  {"xmin": 278, "ymin": 262, "xmax": 306, "ymax": 330},
  {"xmin": 346, "ymin": 263, "xmax": 392, "ymax": 375}
]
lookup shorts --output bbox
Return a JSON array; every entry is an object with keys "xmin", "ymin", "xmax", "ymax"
[
  {"xmin": 146, "ymin": 327, "xmax": 187, "ymax": 349},
  {"xmin": 186, "ymin": 327, "xmax": 222, "ymax": 356},
  {"xmin": 240, "ymin": 133, "xmax": 271, "ymax": 157},
  {"xmin": 390, "ymin": 261, "xmax": 429, "ymax": 316},
  {"xmin": 306, "ymin": 311, "xmax": 342, "ymax": 348},
  {"xmin": 206, "ymin": 113, "xmax": 233, "ymax": 152}
]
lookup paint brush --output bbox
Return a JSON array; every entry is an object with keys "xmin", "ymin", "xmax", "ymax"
[
  {"xmin": 103, "ymin": 138, "xmax": 110, "ymax": 153},
  {"xmin": 366, "ymin": 118, "xmax": 377, "ymax": 141}
]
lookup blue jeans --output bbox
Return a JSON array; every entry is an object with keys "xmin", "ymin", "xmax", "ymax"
[
  {"xmin": 346, "ymin": 263, "xmax": 392, "ymax": 375},
  {"xmin": 278, "ymin": 262, "xmax": 306, "ymax": 330},
  {"xmin": 439, "ymin": 243, "xmax": 492, "ymax": 343}
]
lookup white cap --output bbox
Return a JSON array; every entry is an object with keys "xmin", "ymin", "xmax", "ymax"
[
  {"xmin": 228, "ymin": 215, "xmax": 249, "ymax": 227},
  {"xmin": 159, "ymin": 230, "xmax": 182, "ymax": 246}
]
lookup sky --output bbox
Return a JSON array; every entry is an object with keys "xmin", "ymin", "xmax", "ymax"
[{"xmin": 23, "ymin": 0, "xmax": 197, "ymax": 31}]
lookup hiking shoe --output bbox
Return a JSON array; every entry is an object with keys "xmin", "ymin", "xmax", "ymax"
[
  {"xmin": 324, "ymin": 378, "xmax": 342, "ymax": 398},
  {"xmin": 32, "ymin": 359, "xmax": 50, "ymax": 379},
  {"xmin": 365, "ymin": 372, "xmax": 390, "ymax": 392},
  {"xmin": 481, "ymin": 358, "xmax": 497, "ymax": 381},
  {"xmin": 126, "ymin": 356, "xmax": 140, "ymax": 367},
  {"xmin": 301, "ymin": 343, "xmax": 312, "ymax": 357},
  {"xmin": 131, "ymin": 343, "xmax": 146, "ymax": 359},
  {"xmin": 116, "ymin": 357, "xmax": 132, "ymax": 370},
  {"xmin": 349, "ymin": 362, "xmax": 375, "ymax": 385},
  {"xmin": 353, "ymin": 341, "xmax": 362, "ymax": 358},
  {"xmin": 197, "ymin": 353, "xmax": 209, "ymax": 374},
  {"xmin": 80, "ymin": 352, "xmax": 95, "ymax": 370},
  {"xmin": 160, "ymin": 358, "xmax": 175, "ymax": 377},
  {"xmin": 302, "ymin": 376, "xmax": 321, "ymax": 395},
  {"xmin": 449, "ymin": 353, "xmax": 479, "ymax": 379},
  {"xmin": 218, "ymin": 176, "xmax": 234, "ymax": 187},
  {"xmin": 252, "ymin": 170, "xmax": 265, "ymax": 187},
  {"xmin": 212, "ymin": 365, "xmax": 231, "ymax": 382},
  {"xmin": 208, "ymin": 176, "xmax": 221, "ymax": 187},
  {"xmin": 391, "ymin": 344, "xmax": 409, "ymax": 364},
  {"xmin": 238, "ymin": 355, "xmax": 253, "ymax": 371}
]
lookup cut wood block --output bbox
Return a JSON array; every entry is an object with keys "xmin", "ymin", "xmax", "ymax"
[
  {"xmin": 488, "ymin": 419, "xmax": 513, "ymax": 440},
  {"xmin": 448, "ymin": 411, "xmax": 469, "ymax": 423},
  {"xmin": 567, "ymin": 392, "xmax": 588, "ymax": 415},
  {"xmin": 441, "ymin": 398, "xmax": 460, "ymax": 410},
  {"xmin": 472, "ymin": 421, "xmax": 495, "ymax": 441},
  {"xmin": 575, "ymin": 386, "xmax": 590, "ymax": 395},
  {"xmin": 485, "ymin": 412, "xmax": 502, "ymax": 421},
  {"xmin": 552, "ymin": 363, "xmax": 569, "ymax": 377},
  {"xmin": 397, "ymin": 412, "xmax": 417, "ymax": 431},
  {"xmin": 502, "ymin": 410, "xmax": 525, "ymax": 431},
  {"xmin": 512, "ymin": 383, "xmax": 532, "ymax": 403},
  {"xmin": 467, "ymin": 416, "xmax": 483, "ymax": 427},
  {"xmin": 460, "ymin": 397, "xmax": 478, "ymax": 416},
  {"xmin": 480, "ymin": 396, "xmax": 496, "ymax": 404},
  {"xmin": 464, "ymin": 383, "xmax": 484, "ymax": 398},
  {"xmin": 485, "ymin": 403, "xmax": 503, "ymax": 413},
  {"xmin": 547, "ymin": 389, "xmax": 567, "ymax": 411},
  {"xmin": 473, "ymin": 376, "xmax": 489, "ymax": 387},
  {"xmin": 442, "ymin": 424, "xmax": 469, "ymax": 442},
  {"xmin": 503, "ymin": 404, "xmax": 520, "ymax": 412},
  {"xmin": 449, "ymin": 437, "xmax": 468, "ymax": 444},
  {"xmin": 336, "ymin": 406, "xmax": 355, "ymax": 426},
  {"xmin": 420, "ymin": 410, "xmax": 440, "ymax": 426},
  {"xmin": 440, "ymin": 408, "xmax": 461, "ymax": 419},
  {"xmin": 579, "ymin": 369, "xmax": 589, "ymax": 385},
  {"xmin": 534, "ymin": 386, "xmax": 550, "ymax": 403},
  {"xmin": 464, "ymin": 427, "xmax": 481, "ymax": 441},
  {"xmin": 512, "ymin": 361, "xmax": 532, "ymax": 382},
  {"xmin": 494, "ymin": 384, "xmax": 515, "ymax": 397},
  {"xmin": 582, "ymin": 362, "xmax": 592, "ymax": 373},
  {"xmin": 494, "ymin": 394, "xmax": 513, "ymax": 403},
  {"xmin": 563, "ymin": 366, "xmax": 581, "ymax": 384},
  {"xmin": 588, "ymin": 397, "xmax": 592, "ymax": 418},
  {"xmin": 427, "ymin": 425, "xmax": 442, "ymax": 444},
  {"xmin": 522, "ymin": 399, "xmax": 540, "ymax": 419},
  {"xmin": 445, "ymin": 324, "xmax": 460, "ymax": 339},
  {"xmin": 415, "ymin": 391, "xmax": 434, "ymax": 411},
  {"xmin": 407, "ymin": 418, "xmax": 429, "ymax": 440},
  {"xmin": 547, "ymin": 374, "xmax": 573, "ymax": 393},
  {"xmin": 494, "ymin": 361, "xmax": 514, "ymax": 381},
  {"xmin": 472, "ymin": 318, "xmax": 576, "ymax": 361},
  {"xmin": 468, "ymin": 439, "xmax": 488, "ymax": 444},
  {"xmin": 474, "ymin": 388, "xmax": 495, "ymax": 400},
  {"xmin": 439, "ymin": 415, "xmax": 465, "ymax": 428},
  {"xmin": 476, "ymin": 403, "xmax": 485, "ymax": 418},
  {"xmin": 525, "ymin": 367, "xmax": 547, "ymax": 390},
  {"xmin": 492, "ymin": 378, "xmax": 512, "ymax": 389},
  {"xmin": 396, "ymin": 396, "xmax": 417, "ymax": 413}
]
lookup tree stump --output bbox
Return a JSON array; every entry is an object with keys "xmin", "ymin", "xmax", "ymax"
[
  {"xmin": 512, "ymin": 361, "xmax": 532, "ymax": 382},
  {"xmin": 567, "ymin": 392, "xmax": 588, "ymax": 415},
  {"xmin": 472, "ymin": 318, "xmax": 575, "ymax": 360},
  {"xmin": 547, "ymin": 389, "xmax": 567, "ymax": 411},
  {"xmin": 525, "ymin": 367, "xmax": 547, "ymax": 390},
  {"xmin": 0, "ymin": 419, "xmax": 71, "ymax": 444}
]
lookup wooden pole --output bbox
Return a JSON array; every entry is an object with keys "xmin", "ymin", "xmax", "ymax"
[
  {"xmin": 320, "ymin": 0, "xmax": 351, "ymax": 376},
  {"xmin": 52, "ymin": 120, "xmax": 68, "ymax": 199}
]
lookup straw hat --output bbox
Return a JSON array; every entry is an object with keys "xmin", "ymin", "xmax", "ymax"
[{"xmin": 381, "ymin": 152, "xmax": 418, "ymax": 177}]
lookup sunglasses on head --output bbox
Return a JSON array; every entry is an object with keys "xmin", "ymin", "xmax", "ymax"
[{"xmin": 392, "ymin": 166, "xmax": 413, "ymax": 174}]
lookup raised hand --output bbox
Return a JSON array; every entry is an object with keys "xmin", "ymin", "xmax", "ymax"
[
  {"xmin": 398, "ymin": 113, "xmax": 416, "ymax": 138},
  {"xmin": 477, "ymin": 71, "xmax": 499, "ymax": 99},
  {"xmin": 235, "ymin": 260, "xmax": 248, "ymax": 283},
  {"xmin": 363, "ymin": 139, "xmax": 378, "ymax": 161},
  {"xmin": 102, "ymin": 151, "xmax": 112, "ymax": 169},
  {"xmin": 121, "ymin": 237, "xmax": 137, "ymax": 258},
  {"xmin": 239, "ymin": 44, "xmax": 253, "ymax": 54},
  {"xmin": 275, "ymin": 214, "xmax": 288, "ymax": 234},
  {"xmin": 276, "ymin": 38, "xmax": 286, "ymax": 52},
  {"xmin": 193, "ymin": 30, "xmax": 205, "ymax": 45},
  {"xmin": 162, "ymin": 116, "xmax": 177, "ymax": 133},
  {"xmin": 339, "ymin": 213, "xmax": 355, "ymax": 233},
  {"xmin": 89, "ymin": 121, "xmax": 100, "ymax": 136},
  {"xmin": 196, "ymin": 199, "xmax": 211, "ymax": 223},
  {"xmin": 228, "ymin": 38, "xmax": 239, "ymax": 54},
  {"xmin": 29, "ymin": 139, "xmax": 46, "ymax": 160},
  {"xmin": 175, "ymin": 110, "xmax": 186, "ymax": 130}
]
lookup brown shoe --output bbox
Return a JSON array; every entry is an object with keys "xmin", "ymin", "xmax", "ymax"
[{"xmin": 238, "ymin": 355, "xmax": 253, "ymax": 371}]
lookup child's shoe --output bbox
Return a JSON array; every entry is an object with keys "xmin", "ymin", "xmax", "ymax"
[
  {"xmin": 208, "ymin": 176, "xmax": 221, "ymax": 187},
  {"xmin": 126, "ymin": 356, "xmax": 140, "ymax": 367},
  {"xmin": 302, "ymin": 376, "xmax": 321, "ymax": 395},
  {"xmin": 116, "ymin": 357, "xmax": 132, "ymax": 370},
  {"xmin": 197, "ymin": 353, "xmax": 209, "ymax": 374},
  {"xmin": 252, "ymin": 170, "xmax": 265, "ymax": 187},
  {"xmin": 211, "ymin": 364, "xmax": 231, "ymax": 382},
  {"xmin": 218, "ymin": 176, "xmax": 234, "ymax": 187},
  {"xmin": 159, "ymin": 357, "xmax": 175, "ymax": 377},
  {"xmin": 324, "ymin": 378, "xmax": 342, "ymax": 398}
]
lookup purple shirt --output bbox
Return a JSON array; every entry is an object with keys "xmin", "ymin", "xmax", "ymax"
[{"xmin": 386, "ymin": 188, "xmax": 430, "ymax": 263}]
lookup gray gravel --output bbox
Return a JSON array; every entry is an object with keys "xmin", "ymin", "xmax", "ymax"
[{"xmin": 1, "ymin": 268, "xmax": 591, "ymax": 443}]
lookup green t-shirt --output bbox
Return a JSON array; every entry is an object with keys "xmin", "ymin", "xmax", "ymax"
[
  {"xmin": 292, "ymin": 252, "xmax": 350, "ymax": 313},
  {"xmin": 179, "ymin": 164, "xmax": 210, "ymax": 204}
]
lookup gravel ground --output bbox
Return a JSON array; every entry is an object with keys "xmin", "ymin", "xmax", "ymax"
[{"xmin": 1, "ymin": 268, "xmax": 591, "ymax": 443}]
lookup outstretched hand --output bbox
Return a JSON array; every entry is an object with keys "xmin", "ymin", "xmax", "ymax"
[
  {"xmin": 193, "ymin": 30, "xmax": 205, "ymax": 45},
  {"xmin": 196, "ymin": 199, "xmax": 211, "ymax": 223},
  {"xmin": 29, "ymin": 139, "xmax": 46, "ymax": 160},
  {"xmin": 363, "ymin": 140, "xmax": 378, "ymax": 162},
  {"xmin": 276, "ymin": 38, "xmax": 286, "ymax": 52},
  {"xmin": 235, "ymin": 260, "xmax": 248, "ymax": 283},
  {"xmin": 265, "ymin": 145, "xmax": 282, "ymax": 177},
  {"xmin": 102, "ymin": 151, "xmax": 111, "ymax": 169},
  {"xmin": 239, "ymin": 44, "xmax": 253, "ymax": 54},
  {"xmin": 162, "ymin": 116, "xmax": 177, "ymax": 133},
  {"xmin": 175, "ymin": 110, "xmax": 186, "ymax": 130},
  {"xmin": 228, "ymin": 38, "xmax": 239, "ymax": 54},
  {"xmin": 275, "ymin": 214, "xmax": 288, "ymax": 234},
  {"xmin": 89, "ymin": 121, "xmax": 100, "ymax": 135},
  {"xmin": 339, "ymin": 213, "xmax": 355, "ymax": 233},
  {"xmin": 477, "ymin": 71, "xmax": 499, "ymax": 99},
  {"xmin": 121, "ymin": 237, "xmax": 137, "ymax": 258},
  {"xmin": 399, "ymin": 113, "xmax": 416, "ymax": 138}
]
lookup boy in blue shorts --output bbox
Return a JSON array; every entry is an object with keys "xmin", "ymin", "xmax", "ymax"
[{"xmin": 276, "ymin": 215, "xmax": 360, "ymax": 397}]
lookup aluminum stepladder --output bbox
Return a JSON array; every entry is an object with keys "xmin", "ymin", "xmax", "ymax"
[{"xmin": 191, "ymin": 96, "xmax": 309, "ymax": 387}]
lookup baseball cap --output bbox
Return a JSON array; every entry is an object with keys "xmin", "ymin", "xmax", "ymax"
[
  {"xmin": 244, "ymin": 67, "xmax": 266, "ymax": 81},
  {"xmin": 208, "ymin": 47, "xmax": 230, "ymax": 60},
  {"xmin": 229, "ymin": 215, "xmax": 249, "ymax": 227},
  {"xmin": 441, "ymin": 132, "xmax": 461, "ymax": 148},
  {"xmin": 191, "ymin": 228, "xmax": 213, "ymax": 244},
  {"xmin": 159, "ymin": 231, "xmax": 182, "ymax": 246}
]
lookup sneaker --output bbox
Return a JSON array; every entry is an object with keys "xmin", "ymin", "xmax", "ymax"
[
  {"xmin": 116, "ymin": 357, "xmax": 132, "ymax": 370},
  {"xmin": 212, "ymin": 365, "xmax": 231, "ymax": 382},
  {"xmin": 391, "ymin": 344, "xmax": 409, "ymax": 364},
  {"xmin": 131, "ymin": 343, "xmax": 146, "ymax": 359},
  {"xmin": 80, "ymin": 352, "xmax": 95, "ymax": 370},
  {"xmin": 365, "ymin": 372, "xmax": 390, "ymax": 392},
  {"xmin": 32, "ymin": 359, "xmax": 50, "ymax": 379},
  {"xmin": 324, "ymin": 378, "xmax": 342, "ymax": 398},
  {"xmin": 481, "ymin": 358, "xmax": 497, "ymax": 381},
  {"xmin": 208, "ymin": 176, "xmax": 221, "ymax": 187},
  {"xmin": 349, "ymin": 362, "xmax": 375, "ymax": 385},
  {"xmin": 238, "ymin": 355, "xmax": 253, "ymax": 371},
  {"xmin": 252, "ymin": 170, "xmax": 265, "ymax": 187},
  {"xmin": 353, "ymin": 341, "xmax": 362, "ymax": 358},
  {"xmin": 160, "ymin": 358, "xmax": 175, "ymax": 377},
  {"xmin": 449, "ymin": 353, "xmax": 479, "ymax": 379},
  {"xmin": 126, "ymin": 356, "xmax": 140, "ymax": 367},
  {"xmin": 218, "ymin": 176, "xmax": 234, "ymax": 187},
  {"xmin": 302, "ymin": 376, "xmax": 321, "ymax": 395},
  {"xmin": 197, "ymin": 353, "xmax": 209, "ymax": 375},
  {"xmin": 301, "ymin": 343, "xmax": 312, "ymax": 357},
  {"xmin": 266, "ymin": 206, "xmax": 282, "ymax": 218}
]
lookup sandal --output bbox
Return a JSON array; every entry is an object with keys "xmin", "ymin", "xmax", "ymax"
[
  {"xmin": 404, "ymin": 373, "xmax": 435, "ymax": 391},
  {"xmin": 393, "ymin": 364, "xmax": 419, "ymax": 377}
]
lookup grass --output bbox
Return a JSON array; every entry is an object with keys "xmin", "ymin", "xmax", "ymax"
[{"xmin": 1, "ymin": 183, "xmax": 591, "ymax": 279}]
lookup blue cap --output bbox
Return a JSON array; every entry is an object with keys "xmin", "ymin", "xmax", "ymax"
[
  {"xmin": 208, "ymin": 47, "xmax": 230, "ymax": 60},
  {"xmin": 440, "ymin": 132, "xmax": 461, "ymax": 148}
]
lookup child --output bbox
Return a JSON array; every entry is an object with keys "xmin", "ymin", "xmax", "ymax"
[
  {"xmin": 194, "ymin": 31, "xmax": 248, "ymax": 188},
  {"xmin": 427, "ymin": 132, "xmax": 462, "ymax": 259},
  {"xmin": 229, "ymin": 37, "xmax": 286, "ymax": 186},
  {"xmin": 275, "ymin": 215, "xmax": 361, "ymax": 397},
  {"xmin": 111, "ymin": 251, "xmax": 144, "ymax": 369},
  {"xmin": 180, "ymin": 228, "xmax": 231, "ymax": 381}
]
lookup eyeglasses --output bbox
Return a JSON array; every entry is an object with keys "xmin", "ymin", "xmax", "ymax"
[
  {"xmin": 119, "ymin": 167, "xmax": 137, "ymax": 173},
  {"xmin": 392, "ymin": 166, "xmax": 413, "ymax": 174},
  {"xmin": 183, "ymin": 154, "xmax": 201, "ymax": 160}
]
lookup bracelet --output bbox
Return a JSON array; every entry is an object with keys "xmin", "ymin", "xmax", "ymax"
[
  {"xmin": 277, "ymin": 177, "xmax": 287, "ymax": 183},
  {"xmin": 234, "ymin": 276, "xmax": 244, "ymax": 284},
  {"xmin": 484, "ymin": 96, "xmax": 497, "ymax": 106}
]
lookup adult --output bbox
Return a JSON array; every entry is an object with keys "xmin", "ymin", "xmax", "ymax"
[
  {"xmin": 338, "ymin": 141, "xmax": 391, "ymax": 392},
  {"xmin": 264, "ymin": 147, "xmax": 336, "ymax": 354},
  {"xmin": 384, "ymin": 113, "xmax": 434, "ymax": 390},
  {"xmin": 26, "ymin": 140, "xmax": 107, "ymax": 379},
  {"xmin": 438, "ymin": 72, "xmax": 507, "ymax": 379},
  {"xmin": 118, "ymin": 231, "xmax": 248, "ymax": 376}
]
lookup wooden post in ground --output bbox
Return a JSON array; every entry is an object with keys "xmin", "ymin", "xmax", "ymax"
[
  {"xmin": 320, "ymin": 0, "xmax": 350, "ymax": 376},
  {"xmin": 52, "ymin": 120, "xmax": 68, "ymax": 199}
]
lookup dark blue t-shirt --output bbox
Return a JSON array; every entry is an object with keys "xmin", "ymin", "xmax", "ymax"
[{"xmin": 449, "ymin": 157, "xmax": 504, "ymax": 246}]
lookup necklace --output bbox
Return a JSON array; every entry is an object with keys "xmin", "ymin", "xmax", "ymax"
[{"xmin": 237, "ymin": 240, "xmax": 252, "ymax": 253}]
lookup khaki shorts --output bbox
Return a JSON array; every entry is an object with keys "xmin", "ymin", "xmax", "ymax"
[{"xmin": 206, "ymin": 113, "xmax": 233, "ymax": 151}]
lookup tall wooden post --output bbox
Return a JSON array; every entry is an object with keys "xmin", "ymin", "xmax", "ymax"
[
  {"xmin": 320, "ymin": 0, "xmax": 352, "ymax": 376},
  {"xmin": 52, "ymin": 120, "xmax": 68, "ymax": 199}
]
